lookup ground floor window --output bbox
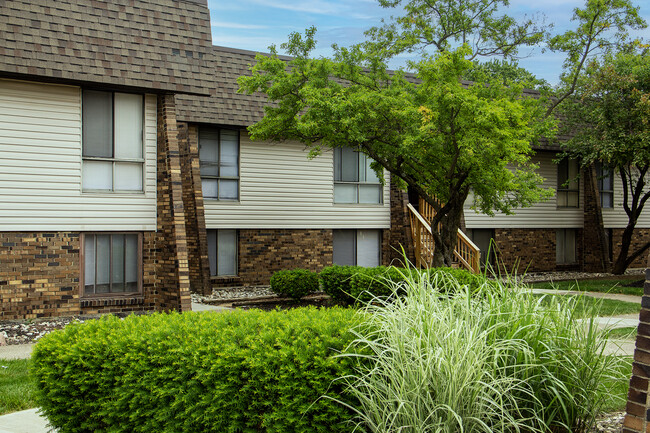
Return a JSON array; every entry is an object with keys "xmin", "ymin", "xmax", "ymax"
[
  {"xmin": 82, "ymin": 233, "xmax": 142, "ymax": 296},
  {"xmin": 333, "ymin": 229, "xmax": 381, "ymax": 267},
  {"xmin": 556, "ymin": 229, "xmax": 577, "ymax": 264},
  {"xmin": 207, "ymin": 229, "xmax": 238, "ymax": 276},
  {"xmin": 469, "ymin": 229, "xmax": 495, "ymax": 267}
]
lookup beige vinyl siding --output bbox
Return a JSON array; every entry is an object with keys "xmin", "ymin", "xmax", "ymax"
[
  {"xmin": 602, "ymin": 169, "xmax": 650, "ymax": 228},
  {"xmin": 465, "ymin": 152, "xmax": 583, "ymax": 229},
  {"xmin": 0, "ymin": 79, "xmax": 157, "ymax": 231},
  {"xmin": 203, "ymin": 135, "xmax": 391, "ymax": 229}
]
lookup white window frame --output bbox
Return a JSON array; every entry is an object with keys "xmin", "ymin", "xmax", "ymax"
[
  {"xmin": 207, "ymin": 229, "xmax": 238, "ymax": 276},
  {"xmin": 595, "ymin": 162, "xmax": 614, "ymax": 208},
  {"xmin": 333, "ymin": 229, "xmax": 382, "ymax": 267},
  {"xmin": 199, "ymin": 127, "xmax": 240, "ymax": 201},
  {"xmin": 334, "ymin": 148, "xmax": 383, "ymax": 204},
  {"xmin": 556, "ymin": 228, "xmax": 577, "ymax": 265},
  {"xmin": 80, "ymin": 232, "xmax": 143, "ymax": 297},
  {"xmin": 81, "ymin": 90, "xmax": 145, "ymax": 193},
  {"xmin": 557, "ymin": 158, "xmax": 580, "ymax": 208}
]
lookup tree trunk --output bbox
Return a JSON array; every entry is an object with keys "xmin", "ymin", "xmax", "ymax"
[
  {"xmin": 612, "ymin": 224, "xmax": 635, "ymax": 274},
  {"xmin": 430, "ymin": 197, "xmax": 464, "ymax": 268}
]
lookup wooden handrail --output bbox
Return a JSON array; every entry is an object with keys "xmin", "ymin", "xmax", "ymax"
[{"xmin": 408, "ymin": 198, "xmax": 481, "ymax": 274}]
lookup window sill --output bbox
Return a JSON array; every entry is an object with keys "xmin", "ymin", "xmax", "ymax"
[{"xmin": 80, "ymin": 295, "xmax": 144, "ymax": 308}]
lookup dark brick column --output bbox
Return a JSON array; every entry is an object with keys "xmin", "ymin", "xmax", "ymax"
[
  {"xmin": 624, "ymin": 258, "xmax": 650, "ymax": 433},
  {"xmin": 583, "ymin": 164, "xmax": 610, "ymax": 272},
  {"xmin": 177, "ymin": 123, "xmax": 211, "ymax": 295},
  {"xmin": 155, "ymin": 94, "xmax": 191, "ymax": 312},
  {"xmin": 387, "ymin": 174, "xmax": 416, "ymax": 266}
]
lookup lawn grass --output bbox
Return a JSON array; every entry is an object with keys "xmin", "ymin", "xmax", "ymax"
[
  {"xmin": 607, "ymin": 326, "xmax": 638, "ymax": 340},
  {"xmin": 538, "ymin": 294, "xmax": 641, "ymax": 317},
  {"xmin": 530, "ymin": 278, "xmax": 644, "ymax": 296},
  {"xmin": 0, "ymin": 359, "xmax": 36, "ymax": 415},
  {"xmin": 601, "ymin": 356, "xmax": 633, "ymax": 412}
]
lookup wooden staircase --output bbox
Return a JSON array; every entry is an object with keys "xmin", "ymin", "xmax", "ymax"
[{"xmin": 407, "ymin": 197, "xmax": 481, "ymax": 273}]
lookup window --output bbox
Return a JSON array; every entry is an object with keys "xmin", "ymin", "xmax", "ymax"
[
  {"xmin": 199, "ymin": 127, "xmax": 239, "ymax": 200},
  {"xmin": 82, "ymin": 233, "xmax": 142, "ymax": 296},
  {"xmin": 333, "ymin": 230, "xmax": 381, "ymax": 267},
  {"xmin": 82, "ymin": 90, "xmax": 144, "ymax": 192},
  {"xmin": 334, "ymin": 148, "xmax": 382, "ymax": 204},
  {"xmin": 470, "ymin": 229, "xmax": 495, "ymax": 267},
  {"xmin": 596, "ymin": 162, "xmax": 614, "ymax": 208},
  {"xmin": 207, "ymin": 229, "xmax": 238, "ymax": 276},
  {"xmin": 556, "ymin": 229, "xmax": 576, "ymax": 264},
  {"xmin": 557, "ymin": 158, "xmax": 579, "ymax": 207}
]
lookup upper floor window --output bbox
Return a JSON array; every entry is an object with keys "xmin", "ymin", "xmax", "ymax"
[
  {"xmin": 82, "ymin": 90, "xmax": 144, "ymax": 192},
  {"xmin": 557, "ymin": 158, "xmax": 579, "ymax": 207},
  {"xmin": 199, "ymin": 127, "xmax": 239, "ymax": 200},
  {"xmin": 595, "ymin": 162, "xmax": 614, "ymax": 208},
  {"xmin": 334, "ymin": 147, "xmax": 382, "ymax": 204}
]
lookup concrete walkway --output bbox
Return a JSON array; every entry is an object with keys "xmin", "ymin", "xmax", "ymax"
[{"xmin": 0, "ymin": 296, "xmax": 641, "ymax": 433}]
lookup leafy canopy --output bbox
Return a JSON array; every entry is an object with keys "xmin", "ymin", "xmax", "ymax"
[
  {"xmin": 364, "ymin": 0, "xmax": 548, "ymax": 60},
  {"xmin": 238, "ymin": 30, "xmax": 555, "ymax": 219}
]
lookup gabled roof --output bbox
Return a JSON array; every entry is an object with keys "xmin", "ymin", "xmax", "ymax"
[
  {"xmin": 0, "ymin": 0, "xmax": 214, "ymax": 95},
  {"xmin": 176, "ymin": 45, "xmax": 272, "ymax": 125}
]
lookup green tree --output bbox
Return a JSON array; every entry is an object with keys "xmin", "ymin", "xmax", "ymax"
[
  {"xmin": 239, "ymin": 33, "xmax": 555, "ymax": 266},
  {"xmin": 463, "ymin": 59, "xmax": 550, "ymax": 90},
  {"xmin": 562, "ymin": 48, "xmax": 650, "ymax": 274},
  {"xmin": 546, "ymin": 0, "xmax": 646, "ymax": 116},
  {"xmin": 364, "ymin": 0, "xmax": 548, "ymax": 60}
]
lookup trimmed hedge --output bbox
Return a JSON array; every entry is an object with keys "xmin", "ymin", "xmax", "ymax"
[
  {"xmin": 32, "ymin": 308, "xmax": 362, "ymax": 433},
  {"xmin": 270, "ymin": 268, "xmax": 319, "ymax": 299},
  {"xmin": 319, "ymin": 265, "xmax": 362, "ymax": 304},
  {"xmin": 320, "ymin": 265, "xmax": 489, "ymax": 304}
]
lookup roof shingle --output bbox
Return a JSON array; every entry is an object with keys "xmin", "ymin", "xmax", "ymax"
[{"xmin": 0, "ymin": 0, "xmax": 215, "ymax": 95}]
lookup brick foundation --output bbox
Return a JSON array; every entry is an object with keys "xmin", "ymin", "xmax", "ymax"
[
  {"xmin": 0, "ymin": 232, "xmax": 159, "ymax": 320},
  {"xmin": 612, "ymin": 228, "xmax": 650, "ymax": 270},
  {"xmin": 491, "ymin": 228, "xmax": 584, "ymax": 273},
  {"xmin": 387, "ymin": 175, "xmax": 416, "ymax": 266}
]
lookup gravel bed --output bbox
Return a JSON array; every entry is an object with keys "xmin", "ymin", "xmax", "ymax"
[
  {"xmin": 592, "ymin": 411, "xmax": 624, "ymax": 433},
  {"xmin": 0, "ymin": 317, "xmax": 90, "ymax": 346},
  {"xmin": 191, "ymin": 286, "xmax": 275, "ymax": 304},
  {"xmin": 511, "ymin": 268, "xmax": 644, "ymax": 284}
]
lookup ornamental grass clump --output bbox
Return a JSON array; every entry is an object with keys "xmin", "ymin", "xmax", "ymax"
[{"xmin": 339, "ymin": 268, "xmax": 626, "ymax": 433}]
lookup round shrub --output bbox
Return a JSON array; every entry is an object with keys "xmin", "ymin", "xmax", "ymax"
[
  {"xmin": 319, "ymin": 265, "xmax": 362, "ymax": 304},
  {"xmin": 270, "ymin": 268, "xmax": 319, "ymax": 300},
  {"xmin": 32, "ymin": 308, "xmax": 362, "ymax": 433}
]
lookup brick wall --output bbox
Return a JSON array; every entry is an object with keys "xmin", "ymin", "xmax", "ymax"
[
  {"xmin": 583, "ymin": 164, "xmax": 611, "ymax": 272},
  {"xmin": 492, "ymin": 228, "xmax": 584, "ymax": 273},
  {"xmin": 0, "ymin": 232, "xmax": 159, "ymax": 320},
  {"xmin": 177, "ymin": 122, "xmax": 211, "ymax": 295},
  {"xmin": 624, "ymin": 264, "xmax": 650, "ymax": 433},
  {"xmin": 613, "ymin": 228, "xmax": 650, "ymax": 269},
  {"xmin": 387, "ymin": 175, "xmax": 416, "ymax": 266},
  {"xmin": 216, "ymin": 229, "xmax": 334, "ymax": 287},
  {"xmin": 154, "ymin": 94, "xmax": 191, "ymax": 312}
]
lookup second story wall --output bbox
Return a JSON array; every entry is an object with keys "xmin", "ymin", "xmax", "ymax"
[
  {"xmin": 464, "ymin": 151, "xmax": 584, "ymax": 229},
  {"xmin": 202, "ymin": 134, "xmax": 391, "ymax": 229},
  {"xmin": 0, "ymin": 79, "xmax": 157, "ymax": 231}
]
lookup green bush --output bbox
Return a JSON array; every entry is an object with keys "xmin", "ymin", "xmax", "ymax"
[
  {"xmin": 428, "ymin": 267, "xmax": 486, "ymax": 293},
  {"xmin": 270, "ymin": 268, "xmax": 319, "ymax": 300},
  {"xmin": 349, "ymin": 266, "xmax": 411, "ymax": 302},
  {"xmin": 32, "ymin": 308, "xmax": 361, "ymax": 433},
  {"xmin": 319, "ymin": 265, "xmax": 362, "ymax": 304}
]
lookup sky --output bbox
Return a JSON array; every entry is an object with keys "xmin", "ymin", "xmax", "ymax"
[{"xmin": 206, "ymin": 0, "xmax": 650, "ymax": 85}]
